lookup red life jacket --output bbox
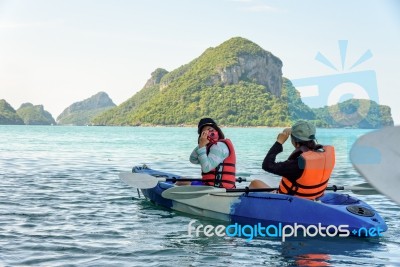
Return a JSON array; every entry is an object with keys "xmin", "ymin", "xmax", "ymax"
[
  {"xmin": 278, "ymin": 146, "xmax": 335, "ymax": 200},
  {"xmin": 201, "ymin": 139, "xmax": 236, "ymax": 189}
]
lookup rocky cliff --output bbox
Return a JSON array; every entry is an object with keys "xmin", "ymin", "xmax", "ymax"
[
  {"xmin": 159, "ymin": 37, "xmax": 283, "ymax": 96},
  {"xmin": 216, "ymin": 52, "xmax": 282, "ymax": 97},
  {"xmin": 143, "ymin": 68, "xmax": 169, "ymax": 89}
]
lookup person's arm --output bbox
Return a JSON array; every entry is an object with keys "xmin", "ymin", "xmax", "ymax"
[
  {"xmin": 262, "ymin": 142, "xmax": 303, "ymax": 181},
  {"xmin": 190, "ymin": 128, "xmax": 212, "ymax": 165},
  {"xmin": 189, "ymin": 128, "xmax": 214, "ymax": 164},
  {"xmin": 189, "ymin": 146, "xmax": 200, "ymax": 164},
  {"xmin": 262, "ymin": 128, "xmax": 304, "ymax": 181},
  {"xmin": 196, "ymin": 142, "xmax": 229, "ymax": 173}
]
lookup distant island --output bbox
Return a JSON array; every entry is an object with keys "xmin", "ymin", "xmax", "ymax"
[
  {"xmin": 0, "ymin": 92, "xmax": 116, "ymax": 126},
  {"xmin": 0, "ymin": 100, "xmax": 55, "ymax": 125},
  {"xmin": 17, "ymin": 103, "xmax": 56, "ymax": 125},
  {"xmin": 0, "ymin": 37, "xmax": 394, "ymax": 128},
  {"xmin": 57, "ymin": 92, "xmax": 116, "ymax": 126},
  {"xmin": 0, "ymin": 99, "xmax": 25, "ymax": 125}
]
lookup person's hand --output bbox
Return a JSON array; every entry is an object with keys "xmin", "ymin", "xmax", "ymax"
[
  {"xmin": 277, "ymin": 128, "xmax": 291, "ymax": 144},
  {"xmin": 199, "ymin": 130, "xmax": 210, "ymax": 148},
  {"xmin": 283, "ymin": 127, "xmax": 291, "ymax": 135}
]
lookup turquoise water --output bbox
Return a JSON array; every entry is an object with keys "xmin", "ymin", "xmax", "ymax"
[{"xmin": 0, "ymin": 125, "xmax": 399, "ymax": 266}]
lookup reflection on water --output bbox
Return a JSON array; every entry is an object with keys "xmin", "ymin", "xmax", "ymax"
[{"xmin": 280, "ymin": 237, "xmax": 387, "ymax": 266}]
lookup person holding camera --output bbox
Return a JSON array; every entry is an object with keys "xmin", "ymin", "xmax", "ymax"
[
  {"xmin": 249, "ymin": 120, "xmax": 335, "ymax": 200},
  {"xmin": 188, "ymin": 118, "xmax": 236, "ymax": 189}
]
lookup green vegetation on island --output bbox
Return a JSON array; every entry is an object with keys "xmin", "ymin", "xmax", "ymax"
[
  {"xmin": 313, "ymin": 99, "xmax": 394, "ymax": 128},
  {"xmin": 1, "ymin": 37, "xmax": 394, "ymax": 128},
  {"xmin": 16, "ymin": 103, "xmax": 56, "ymax": 125},
  {"xmin": 57, "ymin": 92, "xmax": 116, "ymax": 125},
  {"xmin": 92, "ymin": 37, "xmax": 393, "ymax": 128},
  {"xmin": 92, "ymin": 37, "xmax": 287, "ymax": 126},
  {"xmin": 0, "ymin": 99, "xmax": 24, "ymax": 125}
]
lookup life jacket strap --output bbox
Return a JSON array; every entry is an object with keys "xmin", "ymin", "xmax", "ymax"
[
  {"xmin": 295, "ymin": 179, "xmax": 329, "ymax": 189},
  {"xmin": 202, "ymin": 179, "xmax": 236, "ymax": 185},
  {"xmin": 201, "ymin": 171, "xmax": 236, "ymax": 176},
  {"xmin": 279, "ymin": 179, "xmax": 328, "ymax": 198}
]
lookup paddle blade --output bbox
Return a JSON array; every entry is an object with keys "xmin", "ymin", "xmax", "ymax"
[
  {"xmin": 119, "ymin": 172, "xmax": 161, "ymax": 189},
  {"xmin": 346, "ymin": 183, "xmax": 380, "ymax": 195},
  {"xmin": 162, "ymin": 186, "xmax": 226, "ymax": 200},
  {"xmin": 350, "ymin": 126, "xmax": 400, "ymax": 204}
]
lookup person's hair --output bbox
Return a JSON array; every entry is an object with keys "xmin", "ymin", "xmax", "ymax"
[
  {"xmin": 215, "ymin": 127, "xmax": 225, "ymax": 140},
  {"xmin": 291, "ymin": 134, "xmax": 322, "ymax": 150}
]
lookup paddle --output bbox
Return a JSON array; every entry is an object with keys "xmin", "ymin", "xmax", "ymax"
[
  {"xmin": 350, "ymin": 125, "xmax": 400, "ymax": 204},
  {"xmin": 118, "ymin": 172, "xmax": 255, "ymax": 189},
  {"xmin": 161, "ymin": 183, "xmax": 378, "ymax": 200}
]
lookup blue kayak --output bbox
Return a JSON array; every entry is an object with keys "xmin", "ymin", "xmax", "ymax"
[{"xmin": 132, "ymin": 165, "xmax": 388, "ymax": 238}]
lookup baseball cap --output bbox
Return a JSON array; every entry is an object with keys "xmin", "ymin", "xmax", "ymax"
[
  {"xmin": 291, "ymin": 120, "xmax": 316, "ymax": 141},
  {"xmin": 198, "ymin": 118, "xmax": 218, "ymax": 134}
]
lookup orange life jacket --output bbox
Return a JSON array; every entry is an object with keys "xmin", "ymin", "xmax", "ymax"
[
  {"xmin": 278, "ymin": 146, "xmax": 335, "ymax": 200},
  {"xmin": 201, "ymin": 139, "xmax": 236, "ymax": 189}
]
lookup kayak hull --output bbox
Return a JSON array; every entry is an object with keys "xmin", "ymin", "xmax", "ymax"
[{"xmin": 134, "ymin": 166, "xmax": 388, "ymax": 237}]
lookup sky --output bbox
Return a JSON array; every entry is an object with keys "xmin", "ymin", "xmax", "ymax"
[{"xmin": 0, "ymin": 0, "xmax": 399, "ymax": 124}]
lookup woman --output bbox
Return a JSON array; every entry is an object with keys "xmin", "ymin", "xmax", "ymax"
[
  {"xmin": 188, "ymin": 118, "xmax": 236, "ymax": 189},
  {"xmin": 250, "ymin": 120, "xmax": 335, "ymax": 200}
]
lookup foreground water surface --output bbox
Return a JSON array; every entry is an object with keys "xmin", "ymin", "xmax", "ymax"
[{"xmin": 0, "ymin": 126, "xmax": 399, "ymax": 266}]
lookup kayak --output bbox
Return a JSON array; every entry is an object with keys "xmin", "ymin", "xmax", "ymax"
[{"xmin": 132, "ymin": 165, "xmax": 388, "ymax": 238}]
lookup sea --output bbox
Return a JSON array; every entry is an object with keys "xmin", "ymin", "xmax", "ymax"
[{"xmin": 0, "ymin": 125, "xmax": 399, "ymax": 267}]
